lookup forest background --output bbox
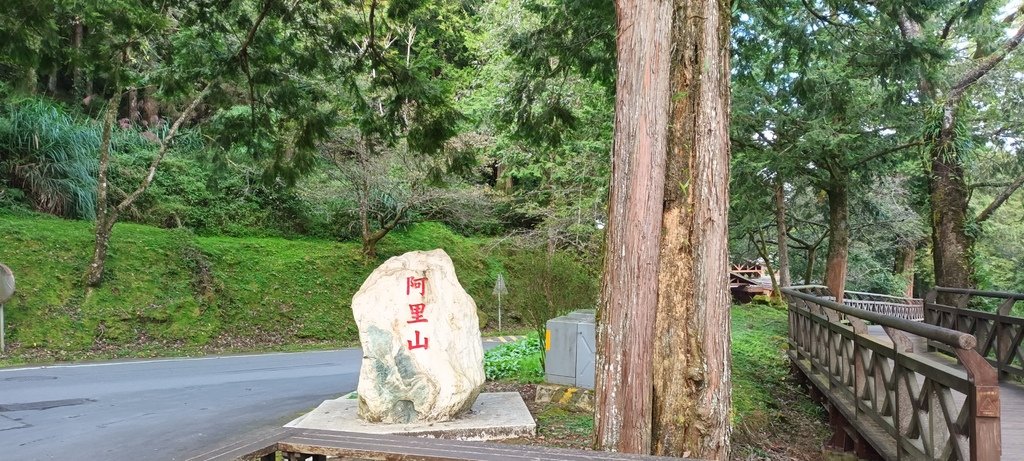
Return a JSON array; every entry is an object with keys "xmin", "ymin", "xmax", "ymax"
[{"xmin": 1, "ymin": 0, "xmax": 1023, "ymax": 361}]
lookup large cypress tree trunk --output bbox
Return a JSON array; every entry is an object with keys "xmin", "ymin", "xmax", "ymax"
[
  {"xmin": 893, "ymin": 9, "xmax": 1024, "ymax": 302},
  {"xmin": 593, "ymin": 0, "xmax": 672, "ymax": 453},
  {"xmin": 930, "ymin": 143, "xmax": 973, "ymax": 296},
  {"xmin": 824, "ymin": 180, "xmax": 849, "ymax": 300},
  {"xmin": 651, "ymin": 0, "xmax": 731, "ymax": 457}
]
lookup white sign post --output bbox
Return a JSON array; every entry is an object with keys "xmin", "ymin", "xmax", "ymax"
[
  {"xmin": 0, "ymin": 263, "xmax": 14, "ymax": 354},
  {"xmin": 492, "ymin": 273, "xmax": 508, "ymax": 332}
]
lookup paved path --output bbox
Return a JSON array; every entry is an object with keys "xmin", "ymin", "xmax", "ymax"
[
  {"xmin": 1, "ymin": 349, "xmax": 360, "ymax": 460},
  {"xmin": 0, "ymin": 339, "xmax": 510, "ymax": 460}
]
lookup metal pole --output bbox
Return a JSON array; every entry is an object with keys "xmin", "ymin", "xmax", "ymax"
[
  {"xmin": 497, "ymin": 293, "xmax": 502, "ymax": 332},
  {"xmin": 1, "ymin": 303, "xmax": 5, "ymax": 354}
]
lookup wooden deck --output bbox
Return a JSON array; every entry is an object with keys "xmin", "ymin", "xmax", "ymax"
[
  {"xmin": 867, "ymin": 325, "xmax": 1024, "ymax": 457},
  {"xmin": 187, "ymin": 428, "xmax": 700, "ymax": 461}
]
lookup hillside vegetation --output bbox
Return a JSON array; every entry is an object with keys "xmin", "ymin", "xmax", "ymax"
[{"xmin": 0, "ymin": 213, "xmax": 589, "ymax": 363}]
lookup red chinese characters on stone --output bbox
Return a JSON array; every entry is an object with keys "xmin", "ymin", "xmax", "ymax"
[
  {"xmin": 407, "ymin": 276, "xmax": 427, "ymax": 296},
  {"xmin": 407, "ymin": 303, "xmax": 428, "ymax": 324},
  {"xmin": 407, "ymin": 330, "xmax": 429, "ymax": 350},
  {"xmin": 405, "ymin": 276, "xmax": 430, "ymax": 350}
]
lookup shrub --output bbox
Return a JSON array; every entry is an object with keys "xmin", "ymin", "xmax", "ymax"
[
  {"xmin": 501, "ymin": 250, "xmax": 598, "ymax": 365},
  {"xmin": 0, "ymin": 96, "xmax": 100, "ymax": 218}
]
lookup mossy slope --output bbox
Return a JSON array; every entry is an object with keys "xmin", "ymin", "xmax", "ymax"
[{"xmin": 0, "ymin": 215, "xmax": 508, "ymax": 362}]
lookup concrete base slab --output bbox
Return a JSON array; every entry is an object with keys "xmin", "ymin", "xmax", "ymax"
[{"xmin": 285, "ymin": 392, "xmax": 536, "ymax": 441}]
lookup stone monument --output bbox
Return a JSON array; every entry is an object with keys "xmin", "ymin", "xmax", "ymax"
[
  {"xmin": 0, "ymin": 263, "xmax": 14, "ymax": 353},
  {"xmin": 351, "ymin": 249, "xmax": 485, "ymax": 423}
]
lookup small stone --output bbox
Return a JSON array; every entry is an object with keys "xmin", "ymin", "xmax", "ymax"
[
  {"xmin": 534, "ymin": 384, "xmax": 561, "ymax": 404},
  {"xmin": 352, "ymin": 249, "xmax": 485, "ymax": 423},
  {"xmin": 575, "ymin": 391, "xmax": 594, "ymax": 412}
]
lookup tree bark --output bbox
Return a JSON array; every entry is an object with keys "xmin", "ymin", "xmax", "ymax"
[
  {"xmin": 21, "ymin": 67, "xmax": 37, "ymax": 93},
  {"xmin": 774, "ymin": 179, "xmax": 790, "ymax": 288},
  {"xmin": 358, "ymin": 140, "xmax": 374, "ymax": 258},
  {"xmin": 593, "ymin": 0, "xmax": 672, "ymax": 453},
  {"xmin": 362, "ymin": 218, "xmax": 400, "ymax": 259},
  {"xmin": 72, "ymin": 18, "xmax": 85, "ymax": 101},
  {"xmin": 824, "ymin": 181, "xmax": 849, "ymax": 301},
  {"xmin": 753, "ymin": 229, "xmax": 779, "ymax": 297},
  {"xmin": 85, "ymin": 99, "xmax": 120, "ymax": 287},
  {"xmin": 47, "ymin": 66, "xmax": 59, "ymax": 95},
  {"xmin": 804, "ymin": 246, "xmax": 816, "ymax": 285},
  {"xmin": 930, "ymin": 145, "xmax": 973, "ymax": 295},
  {"xmin": 651, "ymin": 0, "xmax": 731, "ymax": 457},
  {"xmin": 128, "ymin": 88, "xmax": 140, "ymax": 123},
  {"xmin": 143, "ymin": 86, "xmax": 160, "ymax": 127},
  {"xmin": 894, "ymin": 241, "xmax": 916, "ymax": 298}
]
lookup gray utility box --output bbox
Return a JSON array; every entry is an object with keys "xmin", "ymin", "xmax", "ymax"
[{"xmin": 544, "ymin": 310, "xmax": 596, "ymax": 389}]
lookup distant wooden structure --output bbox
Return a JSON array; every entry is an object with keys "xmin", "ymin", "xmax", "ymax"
[{"xmin": 730, "ymin": 261, "xmax": 774, "ymax": 302}]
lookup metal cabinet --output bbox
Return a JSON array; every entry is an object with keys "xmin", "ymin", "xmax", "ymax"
[{"xmin": 544, "ymin": 310, "xmax": 596, "ymax": 389}]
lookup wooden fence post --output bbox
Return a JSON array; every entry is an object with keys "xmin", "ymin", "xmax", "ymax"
[{"xmin": 955, "ymin": 349, "xmax": 1001, "ymax": 460}]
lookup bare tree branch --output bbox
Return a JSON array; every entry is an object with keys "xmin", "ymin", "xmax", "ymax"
[
  {"xmin": 237, "ymin": 0, "xmax": 273, "ymax": 60},
  {"xmin": 947, "ymin": 8, "xmax": 1024, "ymax": 104},
  {"xmin": 969, "ymin": 181, "xmax": 1014, "ymax": 190},
  {"xmin": 939, "ymin": 2, "xmax": 967, "ymax": 42},
  {"xmin": 788, "ymin": 214, "xmax": 829, "ymax": 229},
  {"xmin": 786, "ymin": 229, "xmax": 829, "ymax": 250},
  {"xmin": 800, "ymin": 0, "xmax": 849, "ymax": 28},
  {"xmin": 115, "ymin": 84, "xmax": 213, "ymax": 213},
  {"xmin": 976, "ymin": 171, "xmax": 1024, "ymax": 223},
  {"xmin": 850, "ymin": 141, "xmax": 925, "ymax": 168}
]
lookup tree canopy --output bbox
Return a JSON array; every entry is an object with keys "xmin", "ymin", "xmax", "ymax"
[{"xmin": 2, "ymin": 0, "xmax": 1024, "ymax": 457}]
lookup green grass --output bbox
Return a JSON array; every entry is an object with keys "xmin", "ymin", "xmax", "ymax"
[
  {"xmin": 0, "ymin": 214, "xmax": 550, "ymax": 364},
  {"xmin": 731, "ymin": 301, "xmax": 829, "ymax": 457},
  {"xmin": 731, "ymin": 302, "xmax": 793, "ymax": 422},
  {"xmin": 536, "ymin": 405, "xmax": 594, "ymax": 435}
]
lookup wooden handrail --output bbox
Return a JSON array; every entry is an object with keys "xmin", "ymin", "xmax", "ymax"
[
  {"xmin": 933, "ymin": 286, "xmax": 1024, "ymax": 300},
  {"xmin": 785, "ymin": 285, "xmax": 975, "ymax": 349},
  {"xmin": 786, "ymin": 285, "xmax": 1001, "ymax": 460}
]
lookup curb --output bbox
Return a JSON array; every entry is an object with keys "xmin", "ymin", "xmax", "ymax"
[{"xmin": 483, "ymin": 335, "xmax": 526, "ymax": 343}]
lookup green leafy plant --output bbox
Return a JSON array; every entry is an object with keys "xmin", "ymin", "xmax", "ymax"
[{"xmin": 483, "ymin": 333, "xmax": 544, "ymax": 382}]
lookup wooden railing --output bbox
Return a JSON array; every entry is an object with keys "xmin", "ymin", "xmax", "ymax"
[
  {"xmin": 785, "ymin": 285, "xmax": 1000, "ymax": 460},
  {"xmin": 925, "ymin": 287, "xmax": 1024, "ymax": 379},
  {"xmin": 844, "ymin": 290, "xmax": 925, "ymax": 321},
  {"xmin": 792, "ymin": 286, "xmax": 926, "ymax": 321}
]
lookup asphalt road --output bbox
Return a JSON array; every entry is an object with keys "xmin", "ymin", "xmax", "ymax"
[
  {"xmin": 0, "ymin": 339, "xmax": 510, "ymax": 460},
  {"xmin": 0, "ymin": 348, "xmax": 365, "ymax": 460}
]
